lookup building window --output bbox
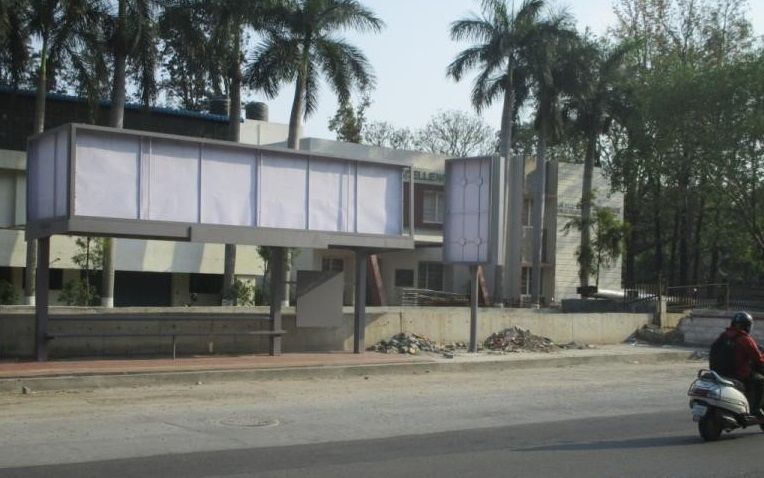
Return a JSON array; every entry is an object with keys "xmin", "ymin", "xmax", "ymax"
[
  {"xmin": 521, "ymin": 267, "xmax": 543, "ymax": 296},
  {"xmin": 417, "ymin": 262, "xmax": 444, "ymax": 291},
  {"xmin": 422, "ymin": 190, "xmax": 445, "ymax": 224},
  {"xmin": 189, "ymin": 273, "xmax": 223, "ymax": 294},
  {"xmin": 322, "ymin": 258, "xmax": 344, "ymax": 272},
  {"xmin": 0, "ymin": 267, "xmax": 12, "ymax": 283},
  {"xmin": 522, "ymin": 198, "xmax": 532, "ymax": 227},
  {"xmin": 395, "ymin": 269, "xmax": 414, "ymax": 288},
  {"xmin": 49, "ymin": 269, "xmax": 63, "ymax": 290}
]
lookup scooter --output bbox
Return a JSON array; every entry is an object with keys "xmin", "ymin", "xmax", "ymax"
[{"xmin": 688, "ymin": 369, "xmax": 764, "ymax": 441}]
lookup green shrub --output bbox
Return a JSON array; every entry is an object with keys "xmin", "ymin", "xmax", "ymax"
[
  {"xmin": 0, "ymin": 280, "xmax": 18, "ymax": 305},
  {"xmin": 59, "ymin": 279, "xmax": 100, "ymax": 306}
]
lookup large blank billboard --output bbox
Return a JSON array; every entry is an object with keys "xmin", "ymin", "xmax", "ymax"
[
  {"xmin": 443, "ymin": 156, "xmax": 505, "ymax": 264},
  {"xmin": 26, "ymin": 124, "xmax": 413, "ymax": 250}
]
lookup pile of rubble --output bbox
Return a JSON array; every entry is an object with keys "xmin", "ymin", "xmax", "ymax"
[
  {"xmin": 483, "ymin": 326, "xmax": 592, "ymax": 353},
  {"xmin": 367, "ymin": 333, "xmax": 448, "ymax": 355},
  {"xmin": 484, "ymin": 326, "xmax": 560, "ymax": 353},
  {"xmin": 368, "ymin": 328, "xmax": 591, "ymax": 356}
]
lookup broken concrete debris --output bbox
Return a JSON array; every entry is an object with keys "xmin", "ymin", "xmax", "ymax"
[
  {"xmin": 368, "ymin": 328, "xmax": 591, "ymax": 356},
  {"xmin": 484, "ymin": 326, "xmax": 558, "ymax": 352},
  {"xmin": 367, "ymin": 333, "xmax": 450, "ymax": 355},
  {"xmin": 484, "ymin": 327, "xmax": 595, "ymax": 353}
]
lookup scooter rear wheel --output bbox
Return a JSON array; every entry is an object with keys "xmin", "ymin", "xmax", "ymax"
[{"xmin": 699, "ymin": 410, "xmax": 723, "ymax": 442}]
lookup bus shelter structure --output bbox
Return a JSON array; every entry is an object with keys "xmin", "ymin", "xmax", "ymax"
[{"xmin": 26, "ymin": 124, "xmax": 414, "ymax": 361}]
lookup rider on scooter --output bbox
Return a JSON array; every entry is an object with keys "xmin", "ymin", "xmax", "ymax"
[{"xmin": 713, "ymin": 311, "xmax": 764, "ymax": 416}]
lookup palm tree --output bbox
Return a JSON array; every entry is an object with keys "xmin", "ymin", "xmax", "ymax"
[
  {"xmin": 525, "ymin": 12, "xmax": 576, "ymax": 307},
  {"xmin": 566, "ymin": 39, "xmax": 633, "ymax": 293},
  {"xmin": 0, "ymin": 0, "xmax": 30, "ymax": 87},
  {"xmin": 447, "ymin": 0, "xmax": 551, "ymax": 306},
  {"xmin": 246, "ymin": 0, "xmax": 382, "ymax": 308},
  {"xmin": 101, "ymin": 0, "xmax": 159, "ymax": 307},
  {"xmin": 18, "ymin": 0, "xmax": 101, "ymax": 305},
  {"xmin": 161, "ymin": 0, "xmax": 283, "ymax": 304},
  {"xmin": 246, "ymin": 0, "xmax": 384, "ymax": 149}
]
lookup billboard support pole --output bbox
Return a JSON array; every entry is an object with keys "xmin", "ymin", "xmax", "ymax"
[
  {"xmin": 469, "ymin": 265, "xmax": 479, "ymax": 353},
  {"xmin": 34, "ymin": 236, "xmax": 50, "ymax": 361},
  {"xmin": 269, "ymin": 247, "xmax": 285, "ymax": 355},
  {"xmin": 353, "ymin": 249, "xmax": 369, "ymax": 354}
]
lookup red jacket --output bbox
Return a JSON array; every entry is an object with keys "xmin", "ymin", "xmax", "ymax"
[{"xmin": 721, "ymin": 327, "xmax": 764, "ymax": 380}]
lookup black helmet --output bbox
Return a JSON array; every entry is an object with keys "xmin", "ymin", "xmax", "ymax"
[{"xmin": 731, "ymin": 311, "xmax": 754, "ymax": 333}]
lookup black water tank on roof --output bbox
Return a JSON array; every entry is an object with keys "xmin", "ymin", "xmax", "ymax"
[{"xmin": 245, "ymin": 102, "xmax": 268, "ymax": 121}]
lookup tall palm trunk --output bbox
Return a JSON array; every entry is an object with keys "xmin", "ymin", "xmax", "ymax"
[
  {"xmin": 25, "ymin": 36, "xmax": 49, "ymax": 305},
  {"xmin": 222, "ymin": 33, "xmax": 242, "ymax": 305},
  {"xmin": 498, "ymin": 68, "xmax": 522, "ymax": 306},
  {"xmin": 653, "ymin": 175, "xmax": 664, "ymax": 280},
  {"xmin": 101, "ymin": 0, "xmax": 128, "ymax": 308},
  {"xmin": 692, "ymin": 195, "xmax": 706, "ymax": 284},
  {"xmin": 287, "ymin": 63, "xmax": 307, "ymax": 149},
  {"xmin": 530, "ymin": 120, "xmax": 547, "ymax": 306},
  {"xmin": 493, "ymin": 81, "xmax": 512, "ymax": 304},
  {"xmin": 275, "ymin": 56, "xmax": 309, "ymax": 308},
  {"xmin": 578, "ymin": 131, "xmax": 597, "ymax": 291}
]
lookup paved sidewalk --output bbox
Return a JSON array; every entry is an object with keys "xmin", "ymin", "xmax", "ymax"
[{"xmin": 0, "ymin": 344, "xmax": 702, "ymax": 393}]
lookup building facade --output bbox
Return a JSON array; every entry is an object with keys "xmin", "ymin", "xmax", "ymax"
[{"xmin": 0, "ymin": 89, "xmax": 622, "ymax": 307}]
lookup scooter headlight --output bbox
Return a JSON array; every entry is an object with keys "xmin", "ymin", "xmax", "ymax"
[{"xmin": 689, "ymin": 382, "xmax": 721, "ymax": 400}]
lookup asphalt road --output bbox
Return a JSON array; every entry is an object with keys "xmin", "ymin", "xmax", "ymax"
[
  {"xmin": 2, "ymin": 360, "xmax": 762, "ymax": 477},
  {"xmin": 2, "ymin": 410, "xmax": 763, "ymax": 478}
]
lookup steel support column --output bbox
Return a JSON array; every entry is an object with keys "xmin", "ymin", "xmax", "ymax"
[
  {"xmin": 34, "ymin": 236, "xmax": 50, "ymax": 361},
  {"xmin": 469, "ymin": 265, "xmax": 479, "ymax": 353},
  {"xmin": 354, "ymin": 249, "xmax": 369, "ymax": 354},
  {"xmin": 269, "ymin": 247, "xmax": 285, "ymax": 355}
]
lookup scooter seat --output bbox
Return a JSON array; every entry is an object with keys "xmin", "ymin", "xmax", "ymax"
[
  {"xmin": 717, "ymin": 375, "xmax": 745, "ymax": 392},
  {"xmin": 700, "ymin": 370, "xmax": 745, "ymax": 391}
]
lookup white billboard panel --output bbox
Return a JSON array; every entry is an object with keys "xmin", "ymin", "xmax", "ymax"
[
  {"xmin": 34, "ymin": 133, "xmax": 56, "ymax": 220},
  {"xmin": 308, "ymin": 159, "xmax": 355, "ymax": 232},
  {"xmin": 200, "ymin": 146, "xmax": 256, "ymax": 226},
  {"xmin": 147, "ymin": 139, "xmax": 200, "ymax": 223},
  {"xmin": 54, "ymin": 131, "xmax": 69, "ymax": 217},
  {"xmin": 74, "ymin": 132, "xmax": 140, "ymax": 219},
  {"xmin": 356, "ymin": 164, "xmax": 402, "ymax": 235},
  {"xmin": 259, "ymin": 153, "xmax": 308, "ymax": 229},
  {"xmin": 443, "ymin": 156, "xmax": 505, "ymax": 265}
]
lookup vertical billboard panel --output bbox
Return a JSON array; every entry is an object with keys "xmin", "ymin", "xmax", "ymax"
[
  {"xmin": 200, "ymin": 146, "xmax": 256, "ymax": 226},
  {"xmin": 34, "ymin": 133, "xmax": 56, "ymax": 220},
  {"xmin": 443, "ymin": 156, "xmax": 504, "ymax": 264},
  {"xmin": 308, "ymin": 159, "xmax": 355, "ymax": 232},
  {"xmin": 74, "ymin": 131, "xmax": 140, "ymax": 219},
  {"xmin": 146, "ymin": 139, "xmax": 200, "ymax": 223},
  {"xmin": 259, "ymin": 153, "xmax": 308, "ymax": 229},
  {"xmin": 356, "ymin": 164, "xmax": 402, "ymax": 235},
  {"xmin": 54, "ymin": 130, "xmax": 69, "ymax": 217}
]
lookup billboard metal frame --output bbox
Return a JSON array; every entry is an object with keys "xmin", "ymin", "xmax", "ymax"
[
  {"xmin": 26, "ymin": 123, "xmax": 416, "ymax": 362},
  {"xmin": 26, "ymin": 123, "xmax": 415, "ymax": 251}
]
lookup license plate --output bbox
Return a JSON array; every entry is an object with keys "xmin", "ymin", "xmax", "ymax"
[{"xmin": 692, "ymin": 404, "xmax": 708, "ymax": 421}]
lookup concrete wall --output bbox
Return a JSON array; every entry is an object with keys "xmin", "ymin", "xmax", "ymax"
[
  {"xmin": 0, "ymin": 306, "xmax": 650, "ymax": 358},
  {"xmin": 679, "ymin": 310, "xmax": 764, "ymax": 346}
]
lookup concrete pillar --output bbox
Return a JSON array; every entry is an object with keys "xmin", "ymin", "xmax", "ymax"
[
  {"xmin": 354, "ymin": 249, "xmax": 369, "ymax": 354},
  {"xmin": 269, "ymin": 247, "xmax": 285, "ymax": 355}
]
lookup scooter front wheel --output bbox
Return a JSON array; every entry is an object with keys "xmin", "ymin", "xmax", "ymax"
[{"xmin": 698, "ymin": 410, "xmax": 723, "ymax": 442}]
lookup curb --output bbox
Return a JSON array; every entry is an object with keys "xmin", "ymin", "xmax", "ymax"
[{"xmin": 0, "ymin": 349, "xmax": 699, "ymax": 394}]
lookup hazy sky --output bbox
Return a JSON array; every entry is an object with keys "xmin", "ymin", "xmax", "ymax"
[{"xmin": 258, "ymin": 0, "xmax": 764, "ymax": 141}]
